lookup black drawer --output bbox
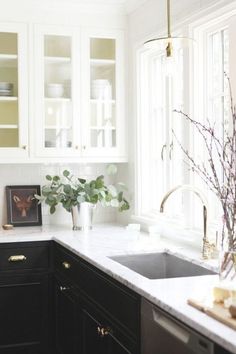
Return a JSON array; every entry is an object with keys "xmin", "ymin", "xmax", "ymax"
[
  {"xmin": 54, "ymin": 243, "xmax": 140, "ymax": 338},
  {"xmin": 0, "ymin": 242, "xmax": 50, "ymax": 272}
]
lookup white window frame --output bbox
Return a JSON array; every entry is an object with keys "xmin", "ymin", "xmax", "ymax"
[{"xmin": 134, "ymin": 3, "xmax": 236, "ymax": 244}]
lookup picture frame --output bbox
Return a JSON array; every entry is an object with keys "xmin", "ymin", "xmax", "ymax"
[{"xmin": 6, "ymin": 185, "xmax": 42, "ymax": 227}]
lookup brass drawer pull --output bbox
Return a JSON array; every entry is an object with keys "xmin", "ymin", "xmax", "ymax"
[
  {"xmin": 8, "ymin": 255, "xmax": 27, "ymax": 262},
  {"xmin": 62, "ymin": 261, "xmax": 71, "ymax": 269},
  {"xmin": 97, "ymin": 326, "xmax": 111, "ymax": 338},
  {"xmin": 60, "ymin": 286, "xmax": 70, "ymax": 292}
]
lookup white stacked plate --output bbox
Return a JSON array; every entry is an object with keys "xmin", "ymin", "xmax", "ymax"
[
  {"xmin": 0, "ymin": 82, "xmax": 13, "ymax": 96},
  {"xmin": 91, "ymin": 80, "xmax": 112, "ymax": 100},
  {"xmin": 46, "ymin": 83, "xmax": 64, "ymax": 98}
]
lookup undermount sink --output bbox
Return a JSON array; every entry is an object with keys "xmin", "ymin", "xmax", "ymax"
[{"xmin": 109, "ymin": 252, "xmax": 216, "ymax": 279}]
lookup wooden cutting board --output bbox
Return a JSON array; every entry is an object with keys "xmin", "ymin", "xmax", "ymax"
[{"xmin": 188, "ymin": 298, "xmax": 236, "ymax": 330}]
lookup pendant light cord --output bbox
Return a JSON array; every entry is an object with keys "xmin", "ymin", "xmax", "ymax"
[{"xmin": 167, "ymin": 0, "xmax": 171, "ymax": 38}]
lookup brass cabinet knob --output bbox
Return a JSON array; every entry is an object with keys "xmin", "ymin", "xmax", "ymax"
[
  {"xmin": 97, "ymin": 326, "xmax": 111, "ymax": 338},
  {"xmin": 62, "ymin": 261, "xmax": 71, "ymax": 269},
  {"xmin": 8, "ymin": 255, "xmax": 27, "ymax": 262},
  {"xmin": 59, "ymin": 286, "xmax": 70, "ymax": 292}
]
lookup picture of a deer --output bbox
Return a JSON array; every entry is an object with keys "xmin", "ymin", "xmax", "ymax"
[{"xmin": 13, "ymin": 195, "xmax": 34, "ymax": 217}]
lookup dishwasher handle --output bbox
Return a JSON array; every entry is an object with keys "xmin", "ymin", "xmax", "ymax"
[
  {"xmin": 152, "ymin": 307, "xmax": 214, "ymax": 354},
  {"xmin": 153, "ymin": 309, "xmax": 190, "ymax": 344}
]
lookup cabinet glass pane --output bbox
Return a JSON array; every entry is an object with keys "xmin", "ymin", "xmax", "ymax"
[
  {"xmin": 45, "ymin": 100, "xmax": 72, "ymax": 148},
  {"xmin": 90, "ymin": 38, "xmax": 115, "ymax": 60},
  {"xmin": 0, "ymin": 32, "xmax": 17, "ymax": 55},
  {"xmin": 44, "ymin": 35, "xmax": 72, "ymax": 149},
  {"xmin": 90, "ymin": 38, "xmax": 116, "ymax": 149},
  {"xmin": 0, "ymin": 32, "xmax": 19, "ymax": 148},
  {"xmin": 44, "ymin": 35, "xmax": 71, "ymax": 57},
  {"xmin": 0, "ymin": 128, "xmax": 18, "ymax": 147}
]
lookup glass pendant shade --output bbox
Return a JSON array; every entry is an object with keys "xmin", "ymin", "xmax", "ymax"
[{"xmin": 144, "ymin": 0, "xmax": 194, "ymax": 57}]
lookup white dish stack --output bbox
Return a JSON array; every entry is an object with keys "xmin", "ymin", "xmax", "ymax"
[
  {"xmin": 91, "ymin": 80, "xmax": 112, "ymax": 100},
  {"xmin": 0, "ymin": 82, "xmax": 13, "ymax": 96},
  {"xmin": 46, "ymin": 83, "xmax": 64, "ymax": 98}
]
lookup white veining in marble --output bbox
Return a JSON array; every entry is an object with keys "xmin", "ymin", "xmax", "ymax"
[{"xmin": 0, "ymin": 224, "xmax": 235, "ymax": 353}]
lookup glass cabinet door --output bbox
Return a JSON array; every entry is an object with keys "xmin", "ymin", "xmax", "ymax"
[
  {"xmin": 44, "ymin": 35, "xmax": 72, "ymax": 149},
  {"xmin": 34, "ymin": 26, "xmax": 79, "ymax": 157},
  {"xmin": 90, "ymin": 38, "xmax": 116, "ymax": 149},
  {"xmin": 0, "ymin": 24, "xmax": 28, "ymax": 159},
  {"xmin": 82, "ymin": 30, "xmax": 126, "ymax": 160}
]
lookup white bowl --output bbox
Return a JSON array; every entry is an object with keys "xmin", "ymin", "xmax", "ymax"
[
  {"xmin": 46, "ymin": 84, "xmax": 64, "ymax": 98},
  {"xmin": 0, "ymin": 82, "xmax": 13, "ymax": 90}
]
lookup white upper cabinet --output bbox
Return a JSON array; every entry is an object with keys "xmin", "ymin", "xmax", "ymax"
[
  {"xmin": 33, "ymin": 25, "xmax": 126, "ymax": 162},
  {"xmin": 81, "ymin": 29, "xmax": 126, "ymax": 160},
  {"xmin": 0, "ymin": 23, "xmax": 28, "ymax": 160}
]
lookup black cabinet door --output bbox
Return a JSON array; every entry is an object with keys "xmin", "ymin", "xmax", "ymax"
[
  {"xmin": 0, "ymin": 273, "xmax": 49, "ymax": 354},
  {"xmin": 54, "ymin": 278, "xmax": 79, "ymax": 354},
  {"xmin": 79, "ymin": 298, "xmax": 136, "ymax": 354}
]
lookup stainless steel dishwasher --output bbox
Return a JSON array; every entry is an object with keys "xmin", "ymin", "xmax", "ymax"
[{"xmin": 141, "ymin": 298, "xmax": 214, "ymax": 354}]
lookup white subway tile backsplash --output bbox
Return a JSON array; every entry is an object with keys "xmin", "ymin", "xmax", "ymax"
[{"xmin": 0, "ymin": 163, "xmax": 117, "ymax": 227}]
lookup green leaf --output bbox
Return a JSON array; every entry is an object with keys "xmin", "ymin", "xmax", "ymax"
[
  {"xmin": 77, "ymin": 195, "xmax": 86, "ymax": 203},
  {"xmin": 42, "ymin": 186, "xmax": 52, "ymax": 194},
  {"xmin": 90, "ymin": 195, "xmax": 98, "ymax": 204},
  {"xmin": 106, "ymin": 164, "xmax": 117, "ymax": 175},
  {"xmin": 63, "ymin": 170, "xmax": 70, "ymax": 177},
  {"xmin": 46, "ymin": 175, "xmax": 52, "ymax": 181},
  {"xmin": 53, "ymin": 175, "xmax": 60, "ymax": 182},
  {"xmin": 63, "ymin": 184, "xmax": 72, "ymax": 194},
  {"xmin": 117, "ymin": 191, "xmax": 123, "ymax": 202},
  {"xmin": 105, "ymin": 194, "xmax": 112, "ymax": 202},
  {"xmin": 111, "ymin": 199, "xmax": 119, "ymax": 207},
  {"xmin": 78, "ymin": 178, "xmax": 86, "ymax": 184},
  {"xmin": 90, "ymin": 181, "xmax": 96, "ymax": 190},
  {"xmin": 95, "ymin": 176, "xmax": 104, "ymax": 189},
  {"xmin": 50, "ymin": 205, "xmax": 56, "ymax": 214},
  {"xmin": 108, "ymin": 185, "xmax": 117, "ymax": 197},
  {"xmin": 119, "ymin": 200, "xmax": 130, "ymax": 212}
]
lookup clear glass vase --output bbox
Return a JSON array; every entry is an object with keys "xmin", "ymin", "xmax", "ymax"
[
  {"xmin": 219, "ymin": 221, "xmax": 236, "ymax": 283},
  {"xmin": 219, "ymin": 249, "xmax": 236, "ymax": 283}
]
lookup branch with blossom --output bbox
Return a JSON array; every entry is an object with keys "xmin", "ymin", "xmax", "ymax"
[{"xmin": 173, "ymin": 78, "xmax": 236, "ymax": 250}]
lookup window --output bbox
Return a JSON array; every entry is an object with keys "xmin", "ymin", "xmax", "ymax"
[
  {"xmin": 136, "ymin": 7, "xmax": 234, "ymax": 239},
  {"xmin": 136, "ymin": 46, "xmax": 186, "ymax": 222},
  {"xmin": 192, "ymin": 20, "xmax": 230, "ymax": 230}
]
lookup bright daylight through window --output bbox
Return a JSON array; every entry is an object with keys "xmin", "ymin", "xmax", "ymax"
[{"xmin": 136, "ymin": 10, "xmax": 231, "ymax": 238}]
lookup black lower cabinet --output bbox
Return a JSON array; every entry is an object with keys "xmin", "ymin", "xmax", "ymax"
[
  {"xmin": 54, "ymin": 277, "xmax": 79, "ymax": 354},
  {"xmin": 79, "ymin": 297, "xmax": 137, "ymax": 354},
  {"xmin": 54, "ymin": 274, "xmax": 138, "ymax": 354},
  {"xmin": 0, "ymin": 273, "xmax": 50, "ymax": 354}
]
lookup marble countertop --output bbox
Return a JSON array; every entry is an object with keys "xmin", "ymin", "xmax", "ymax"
[{"xmin": 0, "ymin": 224, "xmax": 235, "ymax": 353}]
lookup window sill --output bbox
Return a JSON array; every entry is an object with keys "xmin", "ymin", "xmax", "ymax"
[{"xmin": 131, "ymin": 214, "xmax": 216, "ymax": 250}]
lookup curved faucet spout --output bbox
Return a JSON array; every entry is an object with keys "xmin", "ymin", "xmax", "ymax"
[{"xmin": 159, "ymin": 184, "xmax": 213, "ymax": 259}]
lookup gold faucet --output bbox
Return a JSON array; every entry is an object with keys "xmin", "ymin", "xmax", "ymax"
[{"xmin": 160, "ymin": 184, "xmax": 215, "ymax": 259}]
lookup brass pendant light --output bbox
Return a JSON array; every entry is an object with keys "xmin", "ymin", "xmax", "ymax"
[{"xmin": 144, "ymin": 0, "xmax": 194, "ymax": 57}]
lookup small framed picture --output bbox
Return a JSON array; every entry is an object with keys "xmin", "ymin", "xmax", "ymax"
[{"xmin": 6, "ymin": 185, "xmax": 42, "ymax": 227}]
